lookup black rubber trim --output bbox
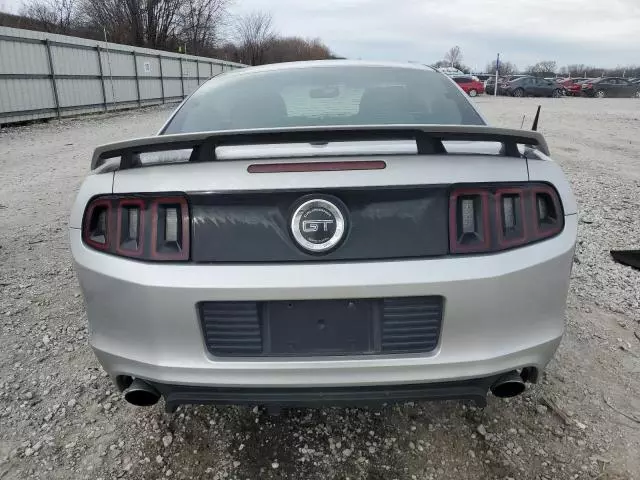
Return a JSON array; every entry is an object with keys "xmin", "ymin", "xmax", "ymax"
[{"xmin": 150, "ymin": 375, "xmax": 502, "ymax": 412}]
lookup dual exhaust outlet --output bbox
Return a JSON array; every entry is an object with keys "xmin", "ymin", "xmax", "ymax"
[
  {"xmin": 123, "ymin": 378, "xmax": 161, "ymax": 407},
  {"xmin": 121, "ymin": 371, "xmax": 526, "ymax": 408}
]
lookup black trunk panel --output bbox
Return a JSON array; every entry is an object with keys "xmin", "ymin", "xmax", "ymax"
[
  {"xmin": 189, "ymin": 187, "xmax": 448, "ymax": 263},
  {"xmin": 199, "ymin": 296, "xmax": 443, "ymax": 357}
]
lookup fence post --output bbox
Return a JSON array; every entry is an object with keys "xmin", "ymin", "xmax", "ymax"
[
  {"xmin": 158, "ymin": 55, "xmax": 165, "ymax": 104},
  {"xmin": 44, "ymin": 39, "xmax": 61, "ymax": 119},
  {"xmin": 210, "ymin": 62, "xmax": 213, "ymax": 77},
  {"xmin": 132, "ymin": 51, "xmax": 141, "ymax": 106},
  {"xmin": 179, "ymin": 57, "xmax": 185, "ymax": 98},
  {"xmin": 96, "ymin": 46, "xmax": 108, "ymax": 111},
  {"xmin": 196, "ymin": 61, "xmax": 200, "ymax": 85}
]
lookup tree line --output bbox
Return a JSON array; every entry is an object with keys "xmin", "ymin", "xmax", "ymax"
[
  {"xmin": 434, "ymin": 46, "xmax": 639, "ymax": 78},
  {"xmin": 0, "ymin": 0, "xmax": 338, "ymax": 65}
]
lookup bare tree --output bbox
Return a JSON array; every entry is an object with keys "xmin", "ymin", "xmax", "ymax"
[
  {"xmin": 81, "ymin": 0, "xmax": 138, "ymax": 45},
  {"xmin": 81, "ymin": 0, "xmax": 184, "ymax": 48},
  {"xmin": 21, "ymin": 0, "xmax": 77, "ymax": 33},
  {"xmin": 444, "ymin": 46, "xmax": 462, "ymax": 67},
  {"xmin": 234, "ymin": 10, "xmax": 275, "ymax": 65},
  {"xmin": 177, "ymin": 0, "xmax": 228, "ymax": 55},
  {"xmin": 485, "ymin": 59, "xmax": 518, "ymax": 75},
  {"xmin": 526, "ymin": 60, "xmax": 557, "ymax": 76},
  {"xmin": 13, "ymin": 2, "xmax": 341, "ymax": 65},
  {"xmin": 262, "ymin": 36, "xmax": 332, "ymax": 64},
  {"xmin": 146, "ymin": 0, "xmax": 181, "ymax": 49}
]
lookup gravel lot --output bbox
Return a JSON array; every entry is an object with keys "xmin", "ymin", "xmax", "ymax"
[{"xmin": 1, "ymin": 97, "xmax": 640, "ymax": 480}]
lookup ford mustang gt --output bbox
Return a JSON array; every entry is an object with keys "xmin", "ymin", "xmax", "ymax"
[{"xmin": 70, "ymin": 61, "xmax": 577, "ymax": 411}]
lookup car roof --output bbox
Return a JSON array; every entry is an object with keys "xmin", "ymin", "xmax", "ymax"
[{"xmin": 217, "ymin": 60, "xmax": 438, "ymax": 79}]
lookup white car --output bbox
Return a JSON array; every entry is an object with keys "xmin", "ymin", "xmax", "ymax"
[{"xmin": 70, "ymin": 61, "xmax": 577, "ymax": 411}]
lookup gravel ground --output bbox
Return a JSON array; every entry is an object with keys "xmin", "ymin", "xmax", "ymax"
[{"xmin": 1, "ymin": 97, "xmax": 639, "ymax": 480}]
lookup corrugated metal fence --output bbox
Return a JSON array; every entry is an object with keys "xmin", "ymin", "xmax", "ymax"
[{"xmin": 0, "ymin": 26, "xmax": 245, "ymax": 125}]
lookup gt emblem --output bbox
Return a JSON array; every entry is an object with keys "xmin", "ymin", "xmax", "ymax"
[
  {"xmin": 302, "ymin": 219, "xmax": 334, "ymax": 233},
  {"xmin": 290, "ymin": 197, "xmax": 346, "ymax": 253}
]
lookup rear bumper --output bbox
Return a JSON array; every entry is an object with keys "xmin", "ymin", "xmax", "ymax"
[
  {"xmin": 71, "ymin": 214, "xmax": 576, "ymax": 391},
  {"xmin": 152, "ymin": 374, "xmax": 507, "ymax": 411}
]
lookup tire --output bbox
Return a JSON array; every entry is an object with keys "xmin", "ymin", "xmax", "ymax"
[
  {"xmin": 512, "ymin": 88, "xmax": 524, "ymax": 98},
  {"xmin": 552, "ymin": 89, "xmax": 563, "ymax": 98},
  {"xmin": 468, "ymin": 89, "xmax": 478, "ymax": 97},
  {"xmin": 595, "ymin": 90, "xmax": 606, "ymax": 98},
  {"xmin": 634, "ymin": 90, "xmax": 640, "ymax": 99}
]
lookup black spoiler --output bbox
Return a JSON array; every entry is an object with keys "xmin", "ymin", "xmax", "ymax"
[{"xmin": 91, "ymin": 124, "xmax": 550, "ymax": 170}]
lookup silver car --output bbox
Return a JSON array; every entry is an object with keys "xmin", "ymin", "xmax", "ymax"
[{"xmin": 70, "ymin": 61, "xmax": 577, "ymax": 411}]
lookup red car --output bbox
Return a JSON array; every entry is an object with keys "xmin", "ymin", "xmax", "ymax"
[
  {"xmin": 452, "ymin": 76, "xmax": 485, "ymax": 96},
  {"xmin": 559, "ymin": 78, "xmax": 589, "ymax": 96}
]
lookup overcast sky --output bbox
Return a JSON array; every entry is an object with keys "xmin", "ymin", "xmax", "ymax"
[{"xmin": 2, "ymin": 0, "xmax": 638, "ymax": 70}]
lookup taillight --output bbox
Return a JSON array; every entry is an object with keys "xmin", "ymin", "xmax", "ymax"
[
  {"xmin": 449, "ymin": 183, "xmax": 563, "ymax": 254},
  {"xmin": 82, "ymin": 194, "xmax": 190, "ymax": 261},
  {"xmin": 83, "ymin": 199, "xmax": 111, "ymax": 251}
]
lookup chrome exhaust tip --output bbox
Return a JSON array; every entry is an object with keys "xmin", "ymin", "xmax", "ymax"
[
  {"xmin": 490, "ymin": 371, "xmax": 526, "ymax": 398},
  {"xmin": 123, "ymin": 378, "xmax": 161, "ymax": 407}
]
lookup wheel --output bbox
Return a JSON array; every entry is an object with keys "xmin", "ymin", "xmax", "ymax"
[
  {"xmin": 552, "ymin": 89, "xmax": 563, "ymax": 98},
  {"xmin": 512, "ymin": 88, "xmax": 524, "ymax": 98},
  {"xmin": 634, "ymin": 90, "xmax": 640, "ymax": 98},
  {"xmin": 468, "ymin": 89, "xmax": 478, "ymax": 97},
  {"xmin": 595, "ymin": 90, "xmax": 606, "ymax": 98}
]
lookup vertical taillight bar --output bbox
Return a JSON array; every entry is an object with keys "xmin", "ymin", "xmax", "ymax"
[
  {"xmin": 150, "ymin": 197, "xmax": 190, "ymax": 261},
  {"xmin": 115, "ymin": 198, "xmax": 145, "ymax": 256},
  {"xmin": 83, "ymin": 199, "xmax": 112, "ymax": 251},
  {"xmin": 495, "ymin": 188, "xmax": 527, "ymax": 248},
  {"xmin": 449, "ymin": 189, "xmax": 490, "ymax": 253},
  {"xmin": 531, "ymin": 185, "xmax": 563, "ymax": 239}
]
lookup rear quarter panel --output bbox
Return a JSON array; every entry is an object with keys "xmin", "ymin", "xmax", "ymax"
[
  {"xmin": 526, "ymin": 155, "xmax": 577, "ymax": 215},
  {"xmin": 69, "ymin": 173, "xmax": 114, "ymax": 229}
]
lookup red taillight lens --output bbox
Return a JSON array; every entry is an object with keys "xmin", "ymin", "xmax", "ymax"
[
  {"xmin": 532, "ymin": 185, "xmax": 563, "ymax": 239},
  {"xmin": 82, "ymin": 194, "xmax": 190, "ymax": 261},
  {"xmin": 83, "ymin": 199, "xmax": 111, "ymax": 251},
  {"xmin": 449, "ymin": 183, "xmax": 563, "ymax": 254},
  {"xmin": 116, "ymin": 198, "xmax": 144, "ymax": 256},
  {"xmin": 150, "ymin": 197, "xmax": 190, "ymax": 261},
  {"xmin": 449, "ymin": 189, "xmax": 490, "ymax": 253}
]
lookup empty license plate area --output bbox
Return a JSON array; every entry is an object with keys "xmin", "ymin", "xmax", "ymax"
[
  {"xmin": 199, "ymin": 296, "xmax": 443, "ymax": 357},
  {"xmin": 263, "ymin": 299, "xmax": 375, "ymax": 356}
]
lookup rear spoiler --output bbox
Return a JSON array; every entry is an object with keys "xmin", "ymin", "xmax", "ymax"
[{"xmin": 91, "ymin": 125, "xmax": 550, "ymax": 170}]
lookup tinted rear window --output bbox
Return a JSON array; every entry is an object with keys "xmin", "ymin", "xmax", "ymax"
[{"xmin": 163, "ymin": 66, "xmax": 484, "ymax": 134}]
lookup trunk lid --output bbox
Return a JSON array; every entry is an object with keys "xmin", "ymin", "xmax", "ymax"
[{"xmin": 113, "ymin": 149, "xmax": 528, "ymax": 263}]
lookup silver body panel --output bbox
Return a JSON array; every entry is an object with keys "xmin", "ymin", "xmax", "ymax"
[
  {"xmin": 71, "ymin": 215, "xmax": 575, "ymax": 387},
  {"xmin": 71, "ymin": 153, "xmax": 576, "ymax": 389}
]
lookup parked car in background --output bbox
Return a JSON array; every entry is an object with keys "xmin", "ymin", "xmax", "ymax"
[
  {"xmin": 485, "ymin": 76, "xmax": 498, "ymax": 95},
  {"xmin": 502, "ymin": 76, "xmax": 564, "ymax": 98},
  {"xmin": 560, "ymin": 78, "xmax": 589, "ymax": 96},
  {"xmin": 437, "ymin": 66, "xmax": 465, "ymax": 76},
  {"xmin": 582, "ymin": 77, "xmax": 640, "ymax": 98},
  {"xmin": 452, "ymin": 76, "xmax": 485, "ymax": 96},
  {"xmin": 485, "ymin": 75, "xmax": 526, "ymax": 95}
]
